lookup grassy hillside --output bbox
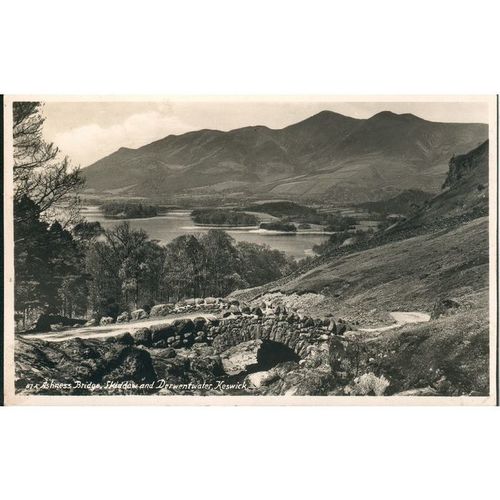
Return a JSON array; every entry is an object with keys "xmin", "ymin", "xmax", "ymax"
[{"xmin": 234, "ymin": 217, "xmax": 488, "ymax": 321}]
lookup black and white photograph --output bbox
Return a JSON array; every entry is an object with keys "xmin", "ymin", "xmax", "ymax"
[{"xmin": 2, "ymin": 96, "xmax": 498, "ymax": 404}]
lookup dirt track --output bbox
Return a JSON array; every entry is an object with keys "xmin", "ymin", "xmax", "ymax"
[
  {"xmin": 358, "ymin": 311, "xmax": 431, "ymax": 334},
  {"xmin": 21, "ymin": 312, "xmax": 218, "ymax": 343}
]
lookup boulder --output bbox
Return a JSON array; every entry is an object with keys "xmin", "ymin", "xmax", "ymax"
[
  {"xmin": 190, "ymin": 355, "xmax": 224, "ymax": 381},
  {"xmin": 100, "ymin": 316, "xmax": 114, "ymax": 326},
  {"xmin": 50, "ymin": 323, "xmax": 64, "ymax": 332},
  {"xmin": 204, "ymin": 297, "xmax": 218, "ymax": 305},
  {"xmin": 153, "ymin": 340, "xmax": 168, "ymax": 348},
  {"xmin": 150, "ymin": 323, "xmax": 177, "ymax": 343},
  {"xmin": 193, "ymin": 317, "xmax": 206, "ymax": 331},
  {"xmin": 130, "ymin": 309, "xmax": 148, "ymax": 321},
  {"xmin": 348, "ymin": 373, "xmax": 390, "ymax": 396},
  {"xmin": 336, "ymin": 322, "xmax": 347, "ymax": 335},
  {"xmin": 184, "ymin": 298, "xmax": 196, "ymax": 306},
  {"xmin": 229, "ymin": 304, "xmax": 241, "ymax": 314},
  {"xmin": 101, "ymin": 346, "xmax": 157, "ymax": 385},
  {"xmin": 148, "ymin": 353, "xmax": 189, "ymax": 383},
  {"xmin": 116, "ymin": 311, "xmax": 130, "ymax": 323},
  {"xmin": 245, "ymin": 370, "xmax": 279, "ymax": 389},
  {"xmin": 34, "ymin": 314, "xmax": 86, "ymax": 332},
  {"xmin": 173, "ymin": 318, "xmax": 195, "ymax": 335},
  {"xmin": 114, "ymin": 332, "xmax": 134, "ymax": 345},
  {"xmin": 134, "ymin": 327, "xmax": 152, "ymax": 347},
  {"xmin": 150, "ymin": 304, "xmax": 173, "ymax": 317},
  {"xmin": 275, "ymin": 368, "xmax": 334, "ymax": 396},
  {"xmin": 432, "ymin": 298, "xmax": 461, "ymax": 319},
  {"xmin": 251, "ymin": 307, "xmax": 263, "ymax": 317},
  {"xmin": 84, "ymin": 319, "xmax": 97, "ymax": 327}
]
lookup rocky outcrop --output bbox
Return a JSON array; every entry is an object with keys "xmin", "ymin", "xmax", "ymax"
[
  {"xmin": 33, "ymin": 314, "xmax": 86, "ymax": 333},
  {"xmin": 116, "ymin": 311, "xmax": 130, "ymax": 323},
  {"xmin": 135, "ymin": 327, "xmax": 153, "ymax": 347},
  {"xmin": 99, "ymin": 316, "xmax": 114, "ymax": 326},
  {"xmin": 150, "ymin": 304, "xmax": 174, "ymax": 317},
  {"xmin": 431, "ymin": 298, "xmax": 461, "ymax": 319},
  {"xmin": 442, "ymin": 140, "xmax": 488, "ymax": 190},
  {"xmin": 15, "ymin": 337, "xmax": 157, "ymax": 395},
  {"xmin": 130, "ymin": 309, "xmax": 148, "ymax": 321},
  {"xmin": 220, "ymin": 340, "xmax": 263, "ymax": 376}
]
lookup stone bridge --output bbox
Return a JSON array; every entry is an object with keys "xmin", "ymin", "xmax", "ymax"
[
  {"xmin": 139, "ymin": 308, "xmax": 346, "ymax": 361},
  {"xmin": 210, "ymin": 314, "xmax": 339, "ymax": 358}
]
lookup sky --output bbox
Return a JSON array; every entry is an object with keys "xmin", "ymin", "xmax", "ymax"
[{"xmin": 41, "ymin": 99, "xmax": 490, "ymax": 167}]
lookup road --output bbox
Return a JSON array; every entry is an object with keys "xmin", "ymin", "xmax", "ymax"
[
  {"xmin": 20, "ymin": 310, "xmax": 430, "ymax": 343},
  {"xmin": 21, "ymin": 312, "xmax": 218, "ymax": 343},
  {"xmin": 358, "ymin": 311, "xmax": 430, "ymax": 334}
]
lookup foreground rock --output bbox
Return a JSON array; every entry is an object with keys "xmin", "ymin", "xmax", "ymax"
[{"xmin": 15, "ymin": 337, "xmax": 156, "ymax": 395}]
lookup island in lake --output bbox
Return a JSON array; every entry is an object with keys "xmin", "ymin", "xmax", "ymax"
[
  {"xmin": 259, "ymin": 221, "xmax": 297, "ymax": 232},
  {"xmin": 191, "ymin": 208, "xmax": 259, "ymax": 226},
  {"xmin": 101, "ymin": 202, "xmax": 159, "ymax": 219}
]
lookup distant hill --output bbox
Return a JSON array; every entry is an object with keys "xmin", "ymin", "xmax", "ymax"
[{"xmin": 82, "ymin": 110, "xmax": 487, "ymax": 202}]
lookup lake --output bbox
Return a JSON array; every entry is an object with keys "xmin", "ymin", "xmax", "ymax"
[{"xmin": 82, "ymin": 206, "xmax": 331, "ymax": 259}]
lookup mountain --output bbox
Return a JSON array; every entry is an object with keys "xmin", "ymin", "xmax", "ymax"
[{"xmin": 83, "ymin": 110, "xmax": 487, "ymax": 202}]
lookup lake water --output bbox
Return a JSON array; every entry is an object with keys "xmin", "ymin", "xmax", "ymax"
[{"xmin": 82, "ymin": 207, "xmax": 331, "ymax": 259}]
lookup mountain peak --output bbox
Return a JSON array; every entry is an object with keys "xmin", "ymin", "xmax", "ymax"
[
  {"xmin": 369, "ymin": 111, "xmax": 424, "ymax": 122},
  {"xmin": 285, "ymin": 110, "xmax": 358, "ymax": 130}
]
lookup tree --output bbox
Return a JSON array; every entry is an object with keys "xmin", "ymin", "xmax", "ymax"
[
  {"xmin": 84, "ymin": 222, "xmax": 167, "ymax": 315},
  {"xmin": 14, "ymin": 196, "xmax": 89, "ymax": 325},
  {"xmin": 236, "ymin": 241, "xmax": 296, "ymax": 287},
  {"xmin": 164, "ymin": 234, "xmax": 206, "ymax": 300},
  {"xmin": 13, "ymin": 102, "xmax": 84, "ymax": 224}
]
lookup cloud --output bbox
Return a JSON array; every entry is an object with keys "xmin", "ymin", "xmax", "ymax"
[{"xmin": 53, "ymin": 111, "xmax": 194, "ymax": 167}]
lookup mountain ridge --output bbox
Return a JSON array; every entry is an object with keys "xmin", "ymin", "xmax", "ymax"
[{"xmin": 83, "ymin": 110, "xmax": 488, "ymax": 202}]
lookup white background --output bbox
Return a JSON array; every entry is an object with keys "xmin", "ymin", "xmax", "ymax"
[{"xmin": 1, "ymin": 1, "xmax": 499, "ymax": 499}]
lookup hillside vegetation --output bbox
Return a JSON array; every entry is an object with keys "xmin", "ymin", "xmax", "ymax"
[{"xmin": 357, "ymin": 189, "xmax": 434, "ymax": 217}]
